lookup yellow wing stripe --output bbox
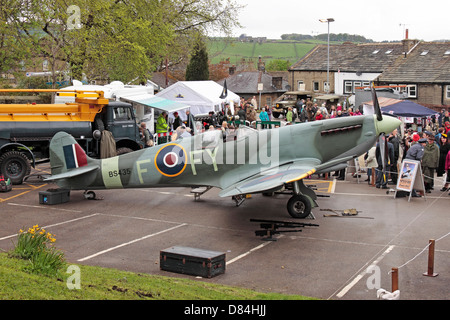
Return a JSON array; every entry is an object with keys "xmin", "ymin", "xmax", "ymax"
[{"xmin": 285, "ymin": 169, "xmax": 316, "ymax": 183}]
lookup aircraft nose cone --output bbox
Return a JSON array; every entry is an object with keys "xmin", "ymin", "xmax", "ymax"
[{"xmin": 375, "ymin": 115, "xmax": 402, "ymax": 135}]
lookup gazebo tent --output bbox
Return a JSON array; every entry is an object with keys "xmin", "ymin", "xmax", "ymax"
[
  {"xmin": 381, "ymin": 100, "xmax": 438, "ymax": 117},
  {"xmin": 363, "ymin": 97, "xmax": 438, "ymax": 117}
]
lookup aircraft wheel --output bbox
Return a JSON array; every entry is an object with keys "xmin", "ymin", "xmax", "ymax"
[
  {"xmin": 287, "ymin": 195, "xmax": 311, "ymax": 219},
  {"xmin": 84, "ymin": 191, "xmax": 96, "ymax": 200}
]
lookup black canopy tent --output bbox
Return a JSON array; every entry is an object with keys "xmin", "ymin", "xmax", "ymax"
[{"xmin": 381, "ymin": 99, "xmax": 438, "ymax": 117}]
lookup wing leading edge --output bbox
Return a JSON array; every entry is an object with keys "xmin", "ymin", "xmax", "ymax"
[{"xmin": 218, "ymin": 159, "xmax": 320, "ymax": 197}]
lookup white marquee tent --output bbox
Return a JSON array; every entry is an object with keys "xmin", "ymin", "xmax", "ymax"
[{"xmin": 156, "ymin": 80, "xmax": 240, "ymax": 118}]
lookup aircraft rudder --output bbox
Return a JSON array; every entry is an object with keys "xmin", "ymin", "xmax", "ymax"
[{"xmin": 49, "ymin": 131, "xmax": 93, "ymax": 175}]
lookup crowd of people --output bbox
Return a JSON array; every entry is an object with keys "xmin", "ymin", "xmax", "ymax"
[{"xmin": 360, "ymin": 116, "xmax": 450, "ymax": 197}]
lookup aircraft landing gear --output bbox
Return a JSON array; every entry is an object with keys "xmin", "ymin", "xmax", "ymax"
[
  {"xmin": 83, "ymin": 190, "xmax": 103, "ymax": 200},
  {"xmin": 232, "ymin": 194, "xmax": 246, "ymax": 207},
  {"xmin": 287, "ymin": 195, "xmax": 311, "ymax": 219},
  {"xmin": 286, "ymin": 180, "xmax": 317, "ymax": 219}
]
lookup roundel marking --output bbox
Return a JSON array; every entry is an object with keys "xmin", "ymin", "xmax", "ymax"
[{"xmin": 154, "ymin": 143, "xmax": 187, "ymax": 177}]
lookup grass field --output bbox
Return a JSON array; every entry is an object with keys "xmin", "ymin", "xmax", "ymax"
[
  {"xmin": 207, "ymin": 38, "xmax": 328, "ymax": 66},
  {"xmin": 0, "ymin": 252, "xmax": 315, "ymax": 300}
]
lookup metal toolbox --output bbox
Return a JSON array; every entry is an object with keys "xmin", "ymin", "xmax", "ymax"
[{"xmin": 160, "ymin": 246, "xmax": 226, "ymax": 278}]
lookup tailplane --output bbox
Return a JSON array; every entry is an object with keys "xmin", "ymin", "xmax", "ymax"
[{"xmin": 45, "ymin": 132, "xmax": 99, "ymax": 184}]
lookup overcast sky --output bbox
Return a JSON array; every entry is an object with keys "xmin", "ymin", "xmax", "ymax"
[{"xmin": 230, "ymin": 0, "xmax": 450, "ymax": 42}]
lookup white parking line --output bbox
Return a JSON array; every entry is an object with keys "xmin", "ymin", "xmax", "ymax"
[
  {"xmin": 0, "ymin": 213, "xmax": 99, "ymax": 241},
  {"xmin": 8, "ymin": 202, "xmax": 82, "ymax": 213},
  {"xmin": 77, "ymin": 223, "xmax": 187, "ymax": 262},
  {"xmin": 334, "ymin": 245, "xmax": 395, "ymax": 299},
  {"xmin": 227, "ymin": 236, "xmax": 280, "ymax": 265}
]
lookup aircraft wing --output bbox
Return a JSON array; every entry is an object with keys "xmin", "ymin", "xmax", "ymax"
[
  {"xmin": 44, "ymin": 165, "xmax": 99, "ymax": 181},
  {"xmin": 218, "ymin": 154, "xmax": 357, "ymax": 197},
  {"xmin": 218, "ymin": 159, "xmax": 321, "ymax": 197}
]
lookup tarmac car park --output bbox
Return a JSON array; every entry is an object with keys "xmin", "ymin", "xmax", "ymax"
[{"xmin": 0, "ymin": 163, "xmax": 448, "ymax": 300}]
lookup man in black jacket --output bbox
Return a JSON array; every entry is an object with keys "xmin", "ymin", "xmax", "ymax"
[
  {"xmin": 375, "ymin": 137, "xmax": 394, "ymax": 189},
  {"xmin": 387, "ymin": 128, "xmax": 400, "ymax": 184}
]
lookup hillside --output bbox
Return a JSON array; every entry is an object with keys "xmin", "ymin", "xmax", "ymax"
[
  {"xmin": 207, "ymin": 38, "xmax": 354, "ymax": 68},
  {"xmin": 207, "ymin": 38, "xmax": 326, "ymax": 66}
]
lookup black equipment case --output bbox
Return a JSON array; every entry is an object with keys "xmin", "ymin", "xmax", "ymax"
[
  {"xmin": 160, "ymin": 246, "xmax": 226, "ymax": 278},
  {"xmin": 39, "ymin": 188, "xmax": 70, "ymax": 205}
]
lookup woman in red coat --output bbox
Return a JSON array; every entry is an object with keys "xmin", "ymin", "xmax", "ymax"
[{"xmin": 441, "ymin": 148, "xmax": 450, "ymax": 193}]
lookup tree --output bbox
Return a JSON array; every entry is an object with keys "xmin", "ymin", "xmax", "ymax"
[
  {"xmin": 2, "ymin": 0, "xmax": 243, "ymax": 83},
  {"xmin": 266, "ymin": 60, "xmax": 291, "ymax": 72},
  {"xmin": 185, "ymin": 38, "xmax": 209, "ymax": 81}
]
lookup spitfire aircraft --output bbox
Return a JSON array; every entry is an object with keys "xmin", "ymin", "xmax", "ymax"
[{"xmin": 46, "ymin": 88, "xmax": 400, "ymax": 218}]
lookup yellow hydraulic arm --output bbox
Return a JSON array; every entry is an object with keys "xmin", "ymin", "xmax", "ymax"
[{"xmin": 0, "ymin": 89, "xmax": 109, "ymax": 122}]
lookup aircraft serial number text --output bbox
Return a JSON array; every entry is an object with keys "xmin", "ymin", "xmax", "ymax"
[{"xmin": 108, "ymin": 169, "xmax": 131, "ymax": 178}]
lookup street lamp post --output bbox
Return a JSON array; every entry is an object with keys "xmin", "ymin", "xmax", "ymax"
[{"xmin": 319, "ymin": 18, "xmax": 334, "ymax": 94}]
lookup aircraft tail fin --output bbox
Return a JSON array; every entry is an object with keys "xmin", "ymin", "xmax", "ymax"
[{"xmin": 46, "ymin": 132, "xmax": 99, "ymax": 182}]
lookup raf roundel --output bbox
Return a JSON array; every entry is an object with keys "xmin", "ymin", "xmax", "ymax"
[{"xmin": 154, "ymin": 143, "xmax": 187, "ymax": 177}]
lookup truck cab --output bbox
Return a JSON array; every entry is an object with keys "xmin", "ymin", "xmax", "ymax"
[{"xmin": 101, "ymin": 101, "xmax": 142, "ymax": 154}]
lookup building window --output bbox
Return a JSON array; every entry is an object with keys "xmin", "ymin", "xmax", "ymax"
[
  {"xmin": 344, "ymin": 81, "xmax": 353, "ymax": 94},
  {"xmin": 297, "ymin": 81, "xmax": 305, "ymax": 91},
  {"xmin": 324, "ymin": 82, "xmax": 330, "ymax": 92},
  {"xmin": 344, "ymin": 80, "xmax": 371, "ymax": 94},
  {"xmin": 446, "ymin": 85, "xmax": 450, "ymax": 99},
  {"xmin": 390, "ymin": 84, "xmax": 417, "ymax": 98},
  {"xmin": 313, "ymin": 81, "xmax": 319, "ymax": 92},
  {"xmin": 408, "ymin": 85, "xmax": 417, "ymax": 98}
]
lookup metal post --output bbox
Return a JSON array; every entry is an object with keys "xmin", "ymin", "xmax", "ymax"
[
  {"xmin": 320, "ymin": 18, "xmax": 334, "ymax": 94},
  {"xmin": 423, "ymin": 239, "xmax": 439, "ymax": 277},
  {"xmin": 391, "ymin": 267, "xmax": 398, "ymax": 292},
  {"xmin": 327, "ymin": 21, "xmax": 330, "ymax": 94}
]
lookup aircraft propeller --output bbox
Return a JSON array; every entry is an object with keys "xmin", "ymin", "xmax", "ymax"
[{"xmin": 371, "ymin": 84, "xmax": 383, "ymax": 121}]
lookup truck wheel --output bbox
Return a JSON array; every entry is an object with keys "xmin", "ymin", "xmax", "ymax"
[
  {"xmin": 116, "ymin": 147, "xmax": 133, "ymax": 155},
  {"xmin": 94, "ymin": 117, "xmax": 105, "ymax": 132},
  {"xmin": 287, "ymin": 195, "xmax": 311, "ymax": 219},
  {"xmin": 0, "ymin": 151, "xmax": 31, "ymax": 185}
]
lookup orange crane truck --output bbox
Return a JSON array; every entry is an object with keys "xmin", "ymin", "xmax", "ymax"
[{"xmin": 0, "ymin": 89, "xmax": 143, "ymax": 184}]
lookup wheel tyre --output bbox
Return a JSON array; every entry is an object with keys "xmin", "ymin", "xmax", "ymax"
[
  {"xmin": 287, "ymin": 195, "xmax": 311, "ymax": 219},
  {"xmin": 84, "ymin": 191, "xmax": 96, "ymax": 200},
  {"xmin": 116, "ymin": 147, "xmax": 134, "ymax": 155},
  {"xmin": 0, "ymin": 151, "xmax": 31, "ymax": 185}
]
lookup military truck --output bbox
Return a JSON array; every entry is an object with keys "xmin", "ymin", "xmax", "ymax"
[
  {"xmin": 271, "ymin": 91, "xmax": 312, "ymax": 118},
  {"xmin": 0, "ymin": 89, "xmax": 143, "ymax": 184}
]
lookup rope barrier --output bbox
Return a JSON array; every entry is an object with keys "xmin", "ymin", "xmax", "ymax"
[
  {"xmin": 389, "ymin": 231, "xmax": 450, "ymax": 273},
  {"xmin": 345, "ymin": 164, "xmax": 448, "ymax": 186}
]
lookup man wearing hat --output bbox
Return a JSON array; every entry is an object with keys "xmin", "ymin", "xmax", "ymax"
[
  {"xmin": 405, "ymin": 138, "xmax": 427, "ymax": 197},
  {"xmin": 421, "ymin": 135, "xmax": 440, "ymax": 193},
  {"xmin": 406, "ymin": 137, "xmax": 426, "ymax": 160}
]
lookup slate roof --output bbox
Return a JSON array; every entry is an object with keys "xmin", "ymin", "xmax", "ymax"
[
  {"xmin": 378, "ymin": 42, "xmax": 450, "ymax": 83},
  {"xmin": 289, "ymin": 42, "xmax": 405, "ymax": 73},
  {"xmin": 217, "ymin": 71, "xmax": 289, "ymax": 94}
]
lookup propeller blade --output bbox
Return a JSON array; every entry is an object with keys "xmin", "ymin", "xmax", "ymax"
[{"xmin": 371, "ymin": 85, "xmax": 383, "ymax": 121}]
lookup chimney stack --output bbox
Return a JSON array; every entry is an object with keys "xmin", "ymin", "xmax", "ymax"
[{"xmin": 405, "ymin": 29, "xmax": 409, "ymax": 39}]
